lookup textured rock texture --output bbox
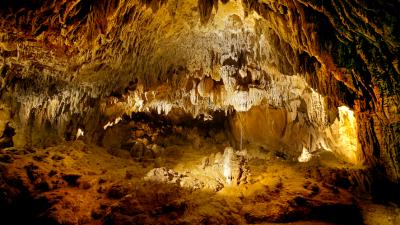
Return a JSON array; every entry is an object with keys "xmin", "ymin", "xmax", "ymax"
[
  {"xmin": 0, "ymin": 0, "xmax": 399, "ymax": 182},
  {"xmin": 0, "ymin": 139, "xmax": 370, "ymax": 225}
]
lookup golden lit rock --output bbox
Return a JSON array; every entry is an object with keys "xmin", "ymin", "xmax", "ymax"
[{"xmin": 0, "ymin": 0, "xmax": 399, "ymax": 224}]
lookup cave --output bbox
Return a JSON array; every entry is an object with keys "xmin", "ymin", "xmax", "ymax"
[{"xmin": 0, "ymin": 0, "xmax": 399, "ymax": 224}]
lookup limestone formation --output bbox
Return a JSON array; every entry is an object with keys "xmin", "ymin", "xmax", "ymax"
[
  {"xmin": 0, "ymin": 0, "xmax": 399, "ymax": 224},
  {"xmin": 1, "ymin": 0, "xmax": 397, "ymax": 182}
]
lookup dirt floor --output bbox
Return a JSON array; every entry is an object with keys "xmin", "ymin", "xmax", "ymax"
[{"xmin": 0, "ymin": 118, "xmax": 399, "ymax": 225}]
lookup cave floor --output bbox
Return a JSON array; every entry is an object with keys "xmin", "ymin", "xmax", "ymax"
[{"xmin": 1, "ymin": 140, "xmax": 399, "ymax": 225}]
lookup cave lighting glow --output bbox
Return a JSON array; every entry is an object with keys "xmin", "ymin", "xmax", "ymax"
[
  {"xmin": 337, "ymin": 105, "xmax": 358, "ymax": 163},
  {"xmin": 103, "ymin": 117, "xmax": 122, "ymax": 130},
  {"xmin": 297, "ymin": 105, "xmax": 358, "ymax": 163},
  {"xmin": 223, "ymin": 147, "xmax": 233, "ymax": 184},
  {"xmin": 76, "ymin": 128, "xmax": 84, "ymax": 139},
  {"xmin": 298, "ymin": 147, "xmax": 312, "ymax": 162}
]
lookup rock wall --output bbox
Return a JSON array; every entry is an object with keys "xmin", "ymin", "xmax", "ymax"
[{"xmin": 239, "ymin": 0, "xmax": 400, "ymax": 182}]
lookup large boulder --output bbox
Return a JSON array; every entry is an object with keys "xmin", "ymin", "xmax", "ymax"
[{"xmin": 0, "ymin": 122, "xmax": 15, "ymax": 149}]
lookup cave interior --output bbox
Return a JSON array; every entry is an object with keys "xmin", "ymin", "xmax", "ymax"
[{"xmin": 0, "ymin": 0, "xmax": 399, "ymax": 224}]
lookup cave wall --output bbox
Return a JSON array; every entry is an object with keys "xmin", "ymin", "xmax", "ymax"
[
  {"xmin": 229, "ymin": 105, "xmax": 359, "ymax": 163},
  {"xmin": 239, "ymin": 0, "xmax": 400, "ymax": 181},
  {"xmin": 0, "ymin": 0, "xmax": 399, "ymax": 181}
]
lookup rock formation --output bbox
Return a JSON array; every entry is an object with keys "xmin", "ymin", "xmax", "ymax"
[
  {"xmin": 0, "ymin": 0, "xmax": 399, "ymax": 224},
  {"xmin": 1, "ymin": 0, "xmax": 398, "ymax": 181}
]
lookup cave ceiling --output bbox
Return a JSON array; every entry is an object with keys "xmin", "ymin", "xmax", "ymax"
[{"xmin": 0, "ymin": 0, "xmax": 399, "ymax": 181}]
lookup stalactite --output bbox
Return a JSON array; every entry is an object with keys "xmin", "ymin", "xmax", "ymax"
[{"xmin": 0, "ymin": 0, "xmax": 398, "ymax": 181}]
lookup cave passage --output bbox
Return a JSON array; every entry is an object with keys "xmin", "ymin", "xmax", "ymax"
[{"xmin": 0, "ymin": 0, "xmax": 400, "ymax": 224}]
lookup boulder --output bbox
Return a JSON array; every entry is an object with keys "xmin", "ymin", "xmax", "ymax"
[
  {"xmin": 0, "ymin": 122, "xmax": 15, "ymax": 149},
  {"xmin": 144, "ymin": 167, "xmax": 182, "ymax": 184}
]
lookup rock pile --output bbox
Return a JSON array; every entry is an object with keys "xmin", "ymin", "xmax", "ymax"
[{"xmin": 144, "ymin": 167, "xmax": 224, "ymax": 192}]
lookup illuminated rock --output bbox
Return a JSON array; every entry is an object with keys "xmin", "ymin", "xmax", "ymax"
[
  {"xmin": 144, "ymin": 167, "xmax": 224, "ymax": 191},
  {"xmin": 298, "ymin": 147, "xmax": 312, "ymax": 163},
  {"xmin": 220, "ymin": 147, "xmax": 250, "ymax": 185},
  {"xmin": 0, "ymin": 0, "xmax": 398, "ymax": 210}
]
